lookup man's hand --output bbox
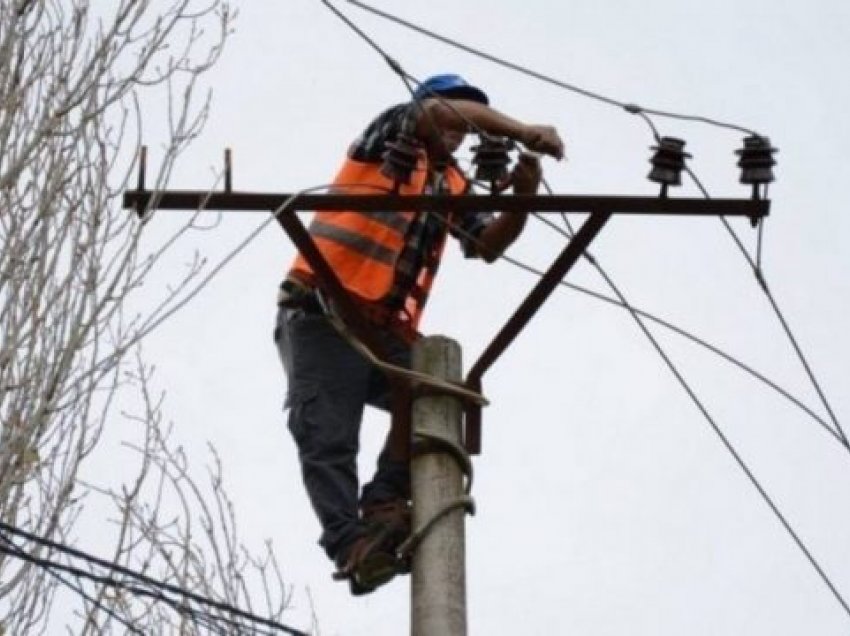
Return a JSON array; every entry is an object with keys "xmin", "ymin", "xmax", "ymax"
[
  {"xmin": 478, "ymin": 152, "xmax": 540, "ymax": 261},
  {"xmin": 521, "ymin": 125, "xmax": 565, "ymax": 160},
  {"xmin": 510, "ymin": 152, "xmax": 543, "ymax": 194}
]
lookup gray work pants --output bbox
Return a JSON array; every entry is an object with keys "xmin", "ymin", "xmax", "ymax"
[{"xmin": 274, "ymin": 306, "xmax": 411, "ymax": 561}]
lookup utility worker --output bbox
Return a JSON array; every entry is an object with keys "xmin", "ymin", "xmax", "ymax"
[{"xmin": 275, "ymin": 74, "xmax": 564, "ymax": 594}]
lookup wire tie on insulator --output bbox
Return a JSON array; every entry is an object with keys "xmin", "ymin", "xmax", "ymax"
[{"xmin": 647, "ymin": 136, "xmax": 691, "ymax": 198}]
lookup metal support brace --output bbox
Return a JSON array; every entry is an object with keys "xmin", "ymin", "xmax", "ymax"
[{"xmin": 464, "ymin": 211, "xmax": 612, "ymax": 454}]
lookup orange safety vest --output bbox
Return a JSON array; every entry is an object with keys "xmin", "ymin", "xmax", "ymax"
[{"xmin": 288, "ymin": 152, "xmax": 468, "ymax": 338}]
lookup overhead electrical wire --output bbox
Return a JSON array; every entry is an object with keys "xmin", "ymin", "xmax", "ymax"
[
  {"xmin": 86, "ymin": 182, "xmax": 363, "ymax": 385},
  {"xmin": 0, "ymin": 533, "xmax": 146, "ymax": 636},
  {"xmin": 321, "ymin": 0, "xmax": 845, "ymax": 446},
  {"xmin": 311, "ymin": 1, "xmax": 850, "ymax": 617},
  {"xmin": 422, "ymin": 201, "xmax": 850, "ymax": 619},
  {"xmin": 684, "ymin": 166, "xmax": 848, "ymax": 446},
  {"xmin": 0, "ymin": 540, "xmax": 245, "ymax": 635},
  {"xmin": 528, "ymin": 210, "xmax": 846, "ymax": 451},
  {"xmin": 317, "ymin": 0, "xmax": 845, "ymax": 447},
  {"xmin": 122, "ymin": 126, "xmax": 839, "ymax": 448},
  {"xmin": 543, "ymin": 210, "xmax": 850, "ymax": 618},
  {"xmin": 112, "ymin": 0, "xmax": 845, "ymax": 621},
  {"xmin": 133, "ymin": 184, "xmax": 336, "ymax": 344},
  {"xmin": 342, "ymin": 0, "xmax": 760, "ymax": 136},
  {"xmin": 0, "ymin": 522, "xmax": 308, "ymax": 636},
  {"xmin": 282, "ymin": 0, "xmax": 850, "ymax": 451},
  {"xmin": 318, "ymin": 0, "xmax": 495, "ymax": 148}
]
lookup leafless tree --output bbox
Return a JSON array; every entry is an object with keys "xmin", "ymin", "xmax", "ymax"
[{"xmin": 0, "ymin": 1, "xmax": 294, "ymax": 633}]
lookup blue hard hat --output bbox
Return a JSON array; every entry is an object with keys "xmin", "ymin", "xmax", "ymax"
[{"xmin": 412, "ymin": 74, "xmax": 489, "ymax": 105}]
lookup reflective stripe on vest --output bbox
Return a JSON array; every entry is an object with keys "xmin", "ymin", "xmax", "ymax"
[
  {"xmin": 289, "ymin": 152, "xmax": 468, "ymax": 329},
  {"xmin": 308, "ymin": 218, "xmax": 398, "ymax": 266}
]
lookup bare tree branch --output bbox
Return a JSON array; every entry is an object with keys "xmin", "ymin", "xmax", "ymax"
[{"xmin": 0, "ymin": 2, "xmax": 294, "ymax": 633}]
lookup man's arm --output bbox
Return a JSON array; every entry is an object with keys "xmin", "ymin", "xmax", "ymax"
[
  {"xmin": 416, "ymin": 98, "xmax": 565, "ymax": 160},
  {"xmin": 475, "ymin": 153, "xmax": 542, "ymax": 262},
  {"xmin": 415, "ymin": 98, "xmax": 561, "ymax": 261}
]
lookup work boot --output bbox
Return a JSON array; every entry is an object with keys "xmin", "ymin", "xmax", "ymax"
[
  {"xmin": 360, "ymin": 499, "xmax": 412, "ymax": 574},
  {"xmin": 333, "ymin": 529, "xmax": 399, "ymax": 596}
]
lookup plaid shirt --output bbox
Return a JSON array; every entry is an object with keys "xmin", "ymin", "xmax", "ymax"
[{"xmin": 348, "ymin": 104, "xmax": 493, "ymax": 312}]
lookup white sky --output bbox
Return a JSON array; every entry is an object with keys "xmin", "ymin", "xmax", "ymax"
[{"xmin": 127, "ymin": 1, "xmax": 850, "ymax": 634}]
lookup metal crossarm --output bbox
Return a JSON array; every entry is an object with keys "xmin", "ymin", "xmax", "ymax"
[
  {"xmin": 123, "ymin": 189, "xmax": 769, "ymax": 219},
  {"xmin": 123, "ymin": 174, "xmax": 770, "ymax": 456}
]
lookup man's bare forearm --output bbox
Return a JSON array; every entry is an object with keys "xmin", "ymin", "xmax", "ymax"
[{"xmin": 417, "ymin": 99, "xmax": 564, "ymax": 159}]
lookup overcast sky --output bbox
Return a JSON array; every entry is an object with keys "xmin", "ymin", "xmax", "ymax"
[{"xmin": 127, "ymin": 1, "xmax": 850, "ymax": 634}]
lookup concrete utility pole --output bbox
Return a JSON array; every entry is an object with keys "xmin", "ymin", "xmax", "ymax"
[{"xmin": 410, "ymin": 336, "xmax": 467, "ymax": 636}]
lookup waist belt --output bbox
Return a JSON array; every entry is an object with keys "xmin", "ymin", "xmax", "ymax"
[
  {"xmin": 277, "ymin": 279, "xmax": 325, "ymax": 314},
  {"xmin": 278, "ymin": 279, "xmax": 419, "ymax": 343}
]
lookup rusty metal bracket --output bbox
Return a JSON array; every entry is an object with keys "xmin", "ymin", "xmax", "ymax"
[
  {"xmin": 124, "ymin": 189, "xmax": 770, "ymax": 220},
  {"xmin": 463, "ymin": 212, "xmax": 611, "ymax": 454}
]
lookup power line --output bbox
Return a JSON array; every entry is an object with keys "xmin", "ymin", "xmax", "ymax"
[
  {"xmin": 317, "ymin": 0, "xmax": 845, "ymax": 451},
  {"xmin": 546, "ymin": 211, "xmax": 850, "ymax": 620},
  {"xmin": 342, "ymin": 0, "xmax": 760, "ymax": 136},
  {"xmin": 0, "ymin": 522, "xmax": 309, "ymax": 636},
  {"xmin": 528, "ymin": 209, "xmax": 847, "ymax": 452},
  {"xmin": 0, "ymin": 532, "xmax": 146, "ymax": 635},
  {"xmin": 531, "ymin": 191, "xmax": 850, "ymax": 617},
  {"xmin": 331, "ymin": 0, "xmax": 846, "ymax": 458},
  {"xmin": 321, "ymin": 0, "xmax": 843, "ymax": 448},
  {"xmin": 85, "ymin": 182, "xmax": 366, "ymax": 388},
  {"xmin": 528, "ymin": 196, "xmax": 850, "ymax": 615},
  {"xmin": 319, "ymin": 0, "xmax": 498, "ymax": 148},
  {"xmin": 683, "ymin": 167, "xmax": 848, "ymax": 446},
  {"xmin": 459, "ymin": 173, "xmax": 844, "ymax": 451},
  {"xmin": 418, "ymin": 200, "xmax": 850, "ymax": 618}
]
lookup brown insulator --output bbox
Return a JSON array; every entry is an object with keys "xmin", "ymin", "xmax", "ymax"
[
  {"xmin": 736, "ymin": 135, "xmax": 778, "ymax": 186},
  {"xmin": 381, "ymin": 132, "xmax": 422, "ymax": 186},
  {"xmin": 648, "ymin": 136, "xmax": 691, "ymax": 197},
  {"xmin": 472, "ymin": 136, "xmax": 514, "ymax": 188}
]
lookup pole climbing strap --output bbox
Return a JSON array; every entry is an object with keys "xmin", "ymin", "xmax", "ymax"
[
  {"xmin": 321, "ymin": 295, "xmax": 488, "ymax": 406},
  {"xmin": 411, "ymin": 431, "xmax": 474, "ymax": 494},
  {"xmin": 397, "ymin": 495, "xmax": 475, "ymax": 560},
  {"xmin": 397, "ymin": 431, "xmax": 476, "ymax": 561}
]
